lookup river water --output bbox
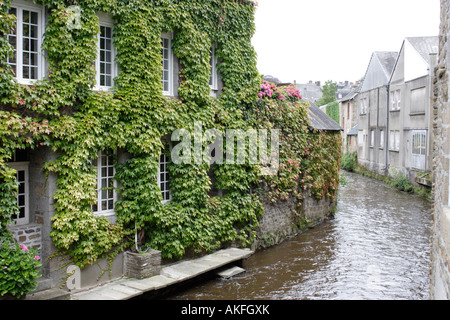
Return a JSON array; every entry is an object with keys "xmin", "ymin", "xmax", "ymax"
[{"xmin": 167, "ymin": 171, "xmax": 432, "ymax": 300}]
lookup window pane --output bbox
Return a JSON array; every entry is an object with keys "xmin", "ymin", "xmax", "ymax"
[
  {"xmin": 30, "ymin": 39, "xmax": 37, "ymax": 52},
  {"xmin": 23, "ymin": 10, "xmax": 30, "ymax": 23},
  {"xmin": 30, "ymin": 53, "xmax": 37, "ymax": 66},
  {"xmin": 31, "ymin": 12, "xmax": 38, "ymax": 25},
  {"xmin": 23, "ymin": 66, "xmax": 29, "ymax": 79},
  {"xmin": 23, "ymin": 38, "xmax": 29, "ymax": 51},
  {"xmin": 19, "ymin": 207, "xmax": 25, "ymax": 219},
  {"xmin": 30, "ymin": 25, "xmax": 37, "ymax": 38},
  {"xmin": 30, "ymin": 67, "xmax": 37, "ymax": 80}
]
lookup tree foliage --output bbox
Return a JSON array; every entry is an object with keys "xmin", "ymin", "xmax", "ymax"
[{"xmin": 317, "ymin": 80, "xmax": 337, "ymax": 106}]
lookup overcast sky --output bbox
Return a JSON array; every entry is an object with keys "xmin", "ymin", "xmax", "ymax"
[{"xmin": 251, "ymin": 0, "xmax": 441, "ymax": 85}]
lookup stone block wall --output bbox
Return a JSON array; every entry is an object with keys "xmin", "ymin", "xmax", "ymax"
[
  {"xmin": 431, "ymin": 0, "xmax": 450, "ymax": 300},
  {"xmin": 8, "ymin": 223, "xmax": 42, "ymax": 255},
  {"xmin": 254, "ymin": 190, "xmax": 336, "ymax": 250}
]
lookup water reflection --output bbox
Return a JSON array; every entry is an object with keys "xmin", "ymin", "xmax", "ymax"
[{"xmin": 167, "ymin": 172, "xmax": 431, "ymax": 300}]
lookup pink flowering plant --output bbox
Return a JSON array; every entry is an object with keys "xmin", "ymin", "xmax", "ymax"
[
  {"xmin": 258, "ymin": 80, "xmax": 302, "ymax": 102},
  {"xmin": 0, "ymin": 240, "xmax": 42, "ymax": 298}
]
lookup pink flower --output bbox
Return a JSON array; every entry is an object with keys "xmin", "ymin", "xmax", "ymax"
[
  {"xmin": 20, "ymin": 244, "xmax": 28, "ymax": 252},
  {"xmin": 34, "ymin": 256, "xmax": 40, "ymax": 261}
]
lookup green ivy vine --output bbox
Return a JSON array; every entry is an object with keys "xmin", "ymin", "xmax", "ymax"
[{"xmin": 0, "ymin": 0, "xmax": 341, "ymax": 269}]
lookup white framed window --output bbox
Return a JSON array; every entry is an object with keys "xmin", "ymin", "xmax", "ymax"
[
  {"xmin": 158, "ymin": 153, "xmax": 171, "ymax": 203},
  {"xmin": 389, "ymin": 130, "xmax": 400, "ymax": 151},
  {"xmin": 379, "ymin": 130, "xmax": 384, "ymax": 148},
  {"xmin": 95, "ymin": 14, "xmax": 117, "ymax": 90},
  {"xmin": 92, "ymin": 150, "xmax": 116, "ymax": 216},
  {"xmin": 358, "ymin": 130, "xmax": 364, "ymax": 146},
  {"xmin": 161, "ymin": 33, "xmax": 173, "ymax": 96},
  {"xmin": 8, "ymin": 162, "xmax": 30, "ymax": 226},
  {"xmin": 370, "ymin": 130, "xmax": 374, "ymax": 147},
  {"xmin": 410, "ymin": 87, "xmax": 426, "ymax": 114},
  {"xmin": 209, "ymin": 47, "xmax": 218, "ymax": 91},
  {"xmin": 7, "ymin": 1, "xmax": 45, "ymax": 85},
  {"xmin": 412, "ymin": 130, "xmax": 427, "ymax": 170},
  {"xmin": 390, "ymin": 89, "xmax": 401, "ymax": 111},
  {"xmin": 360, "ymin": 97, "xmax": 368, "ymax": 114}
]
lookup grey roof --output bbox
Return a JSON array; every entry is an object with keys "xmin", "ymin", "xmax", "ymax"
[
  {"xmin": 308, "ymin": 102, "xmax": 343, "ymax": 131},
  {"xmin": 296, "ymin": 82, "xmax": 323, "ymax": 104},
  {"xmin": 339, "ymin": 82, "xmax": 362, "ymax": 102},
  {"xmin": 360, "ymin": 51, "xmax": 398, "ymax": 92},
  {"xmin": 406, "ymin": 36, "xmax": 439, "ymax": 64},
  {"xmin": 375, "ymin": 51, "xmax": 398, "ymax": 79},
  {"xmin": 347, "ymin": 125, "xmax": 358, "ymax": 136},
  {"xmin": 263, "ymin": 75, "xmax": 281, "ymax": 85}
]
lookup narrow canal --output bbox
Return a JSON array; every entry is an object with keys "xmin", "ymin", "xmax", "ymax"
[{"xmin": 166, "ymin": 171, "xmax": 432, "ymax": 300}]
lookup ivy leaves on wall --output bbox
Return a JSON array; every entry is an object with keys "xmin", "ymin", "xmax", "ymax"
[{"xmin": 0, "ymin": 0, "xmax": 341, "ymax": 268}]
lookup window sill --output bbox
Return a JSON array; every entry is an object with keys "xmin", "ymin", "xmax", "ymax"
[
  {"xmin": 16, "ymin": 79, "xmax": 41, "ymax": 86},
  {"xmin": 389, "ymin": 149, "xmax": 400, "ymax": 153},
  {"xmin": 409, "ymin": 112, "xmax": 426, "ymax": 116},
  {"xmin": 93, "ymin": 86, "xmax": 114, "ymax": 92},
  {"xmin": 390, "ymin": 109, "xmax": 401, "ymax": 113},
  {"xmin": 94, "ymin": 211, "xmax": 116, "ymax": 218}
]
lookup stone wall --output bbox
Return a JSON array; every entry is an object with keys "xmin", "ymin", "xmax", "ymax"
[
  {"xmin": 431, "ymin": 0, "xmax": 450, "ymax": 300},
  {"xmin": 8, "ymin": 223, "xmax": 42, "ymax": 255},
  {"xmin": 253, "ymin": 190, "xmax": 336, "ymax": 250}
]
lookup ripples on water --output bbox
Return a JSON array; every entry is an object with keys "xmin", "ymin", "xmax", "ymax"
[{"xmin": 168, "ymin": 172, "xmax": 432, "ymax": 300}]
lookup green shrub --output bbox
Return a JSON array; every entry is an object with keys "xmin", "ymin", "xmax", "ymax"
[
  {"xmin": 0, "ymin": 241, "xmax": 42, "ymax": 299},
  {"xmin": 341, "ymin": 152, "xmax": 357, "ymax": 172},
  {"xmin": 388, "ymin": 169, "xmax": 414, "ymax": 193}
]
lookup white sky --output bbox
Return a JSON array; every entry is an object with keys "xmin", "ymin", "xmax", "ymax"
[{"xmin": 252, "ymin": 0, "xmax": 441, "ymax": 85}]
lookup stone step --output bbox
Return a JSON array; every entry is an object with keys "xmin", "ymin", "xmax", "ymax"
[
  {"xmin": 26, "ymin": 288, "xmax": 71, "ymax": 300},
  {"xmin": 216, "ymin": 266, "xmax": 246, "ymax": 279},
  {"xmin": 71, "ymin": 248, "xmax": 254, "ymax": 300}
]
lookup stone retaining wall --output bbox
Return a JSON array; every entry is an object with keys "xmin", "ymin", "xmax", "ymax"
[
  {"xmin": 254, "ymin": 190, "xmax": 336, "ymax": 250},
  {"xmin": 431, "ymin": 0, "xmax": 450, "ymax": 300}
]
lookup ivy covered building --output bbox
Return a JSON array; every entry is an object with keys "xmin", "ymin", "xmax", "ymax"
[{"xmin": 0, "ymin": 0, "xmax": 341, "ymax": 294}]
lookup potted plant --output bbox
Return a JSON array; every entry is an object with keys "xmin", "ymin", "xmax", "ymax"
[
  {"xmin": 123, "ymin": 223, "xmax": 161, "ymax": 280},
  {"xmin": 0, "ymin": 241, "xmax": 42, "ymax": 300}
]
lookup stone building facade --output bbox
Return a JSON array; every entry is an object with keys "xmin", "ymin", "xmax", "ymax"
[{"xmin": 431, "ymin": 0, "xmax": 450, "ymax": 300}]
